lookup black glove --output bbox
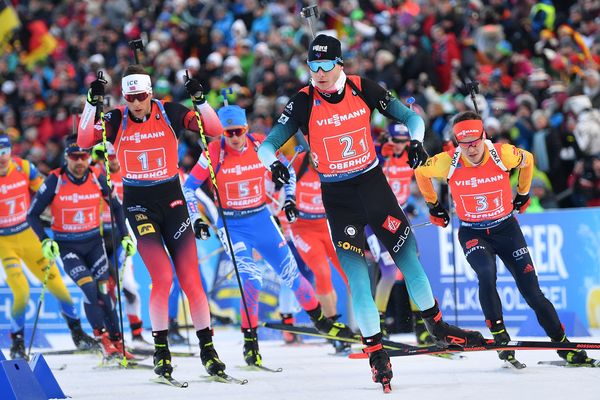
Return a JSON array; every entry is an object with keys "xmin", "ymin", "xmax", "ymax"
[
  {"xmin": 283, "ymin": 199, "xmax": 298, "ymax": 223},
  {"xmin": 87, "ymin": 77, "xmax": 106, "ymax": 106},
  {"xmin": 193, "ymin": 219, "xmax": 211, "ymax": 240},
  {"xmin": 427, "ymin": 201, "xmax": 450, "ymax": 228},
  {"xmin": 407, "ymin": 139, "xmax": 429, "ymax": 169},
  {"xmin": 512, "ymin": 193, "xmax": 531, "ymax": 214},
  {"xmin": 184, "ymin": 77, "xmax": 205, "ymax": 104},
  {"xmin": 270, "ymin": 160, "xmax": 290, "ymax": 185}
]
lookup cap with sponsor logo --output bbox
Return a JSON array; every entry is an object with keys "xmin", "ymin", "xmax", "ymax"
[
  {"xmin": 308, "ymin": 34, "xmax": 343, "ymax": 64},
  {"xmin": 122, "ymin": 73, "xmax": 152, "ymax": 95},
  {"xmin": 217, "ymin": 105, "xmax": 247, "ymax": 128},
  {"xmin": 0, "ymin": 133, "xmax": 11, "ymax": 149},
  {"xmin": 64, "ymin": 134, "xmax": 90, "ymax": 154},
  {"xmin": 453, "ymin": 119, "xmax": 484, "ymax": 141},
  {"xmin": 388, "ymin": 123, "xmax": 410, "ymax": 139}
]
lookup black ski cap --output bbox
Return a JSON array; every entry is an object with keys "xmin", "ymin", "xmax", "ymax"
[{"xmin": 308, "ymin": 34, "xmax": 343, "ymax": 64}]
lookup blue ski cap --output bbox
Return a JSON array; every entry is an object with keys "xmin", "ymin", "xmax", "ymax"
[
  {"xmin": 64, "ymin": 134, "xmax": 89, "ymax": 154},
  {"xmin": 388, "ymin": 123, "xmax": 410, "ymax": 139},
  {"xmin": 0, "ymin": 133, "xmax": 11, "ymax": 149},
  {"xmin": 218, "ymin": 105, "xmax": 247, "ymax": 128}
]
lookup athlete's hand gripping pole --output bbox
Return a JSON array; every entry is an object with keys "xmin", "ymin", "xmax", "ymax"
[
  {"xmin": 96, "ymin": 70, "xmax": 129, "ymax": 367},
  {"xmin": 184, "ymin": 70, "xmax": 257, "ymax": 347}
]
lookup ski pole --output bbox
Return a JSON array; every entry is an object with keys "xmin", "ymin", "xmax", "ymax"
[{"xmin": 27, "ymin": 262, "xmax": 51, "ymax": 358}]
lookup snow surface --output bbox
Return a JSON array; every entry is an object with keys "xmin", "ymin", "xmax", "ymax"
[{"xmin": 10, "ymin": 327, "xmax": 600, "ymax": 400}]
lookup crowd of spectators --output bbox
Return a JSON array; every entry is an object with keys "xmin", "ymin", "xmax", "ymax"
[{"xmin": 1, "ymin": 0, "xmax": 599, "ymax": 208}]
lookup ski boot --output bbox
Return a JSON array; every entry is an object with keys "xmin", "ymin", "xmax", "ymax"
[
  {"xmin": 10, "ymin": 330, "xmax": 27, "ymax": 360},
  {"xmin": 379, "ymin": 311, "xmax": 389, "ymax": 339},
  {"xmin": 489, "ymin": 320, "xmax": 514, "ymax": 361},
  {"xmin": 197, "ymin": 327, "xmax": 226, "ymax": 376},
  {"xmin": 94, "ymin": 329, "xmax": 120, "ymax": 359},
  {"xmin": 554, "ymin": 334, "xmax": 596, "ymax": 365},
  {"xmin": 421, "ymin": 302, "xmax": 485, "ymax": 347},
  {"xmin": 363, "ymin": 333, "xmax": 392, "ymax": 393},
  {"xmin": 152, "ymin": 331, "xmax": 173, "ymax": 377},
  {"xmin": 242, "ymin": 328, "xmax": 262, "ymax": 366},
  {"xmin": 413, "ymin": 311, "xmax": 434, "ymax": 345},
  {"xmin": 110, "ymin": 333, "xmax": 135, "ymax": 360},
  {"xmin": 307, "ymin": 305, "xmax": 356, "ymax": 340},
  {"xmin": 168, "ymin": 318, "xmax": 186, "ymax": 345},
  {"xmin": 68, "ymin": 319, "xmax": 99, "ymax": 351},
  {"xmin": 281, "ymin": 313, "xmax": 301, "ymax": 344}
]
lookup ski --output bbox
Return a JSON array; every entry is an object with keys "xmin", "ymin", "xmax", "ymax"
[
  {"xmin": 538, "ymin": 359, "xmax": 600, "ymax": 368},
  {"xmin": 95, "ymin": 359, "xmax": 155, "ymax": 370},
  {"xmin": 503, "ymin": 357, "xmax": 527, "ymax": 370},
  {"xmin": 350, "ymin": 339, "xmax": 600, "ymax": 359},
  {"xmin": 42, "ymin": 348, "xmax": 102, "ymax": 356},
  {"xmin": 131, "ymin": 348, "xmax": 197, "ymax": 357},
  {"xmin": 151, "ymin": 375, "xmax": 189, "ymax": 387},
  {"xmin": 241, "ymin": 364, "xmax": 283, "ymax": 373},
  {"xmin": 203, "ymin": 372, "xmax": 249, "ymax": 385}
]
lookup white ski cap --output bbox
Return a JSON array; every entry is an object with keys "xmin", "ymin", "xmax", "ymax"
[{"xmin": 122, "ymin": 74, "xmax": 152, "ymax": 95}]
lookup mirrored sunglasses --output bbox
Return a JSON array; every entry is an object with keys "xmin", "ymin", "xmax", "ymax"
[
  {"xmin": 68, "ymin": 152, "xmax": 91, "ymax": 161},
  {"xmin": 0, "ymin": 147, "xmax": 11, "ymax": 156},
  {"xmin": 224, "ymin": 127, "xmax": 248, "ymax": 137},
  {"xmin": 391, "ymin": 138, "xmax": 410, "ymax": 144},
  {"xmin": 124, "ymin": 92, "xmax": 150, "ymax": 103},
  {"xmin": 307, "ymin": 60, "xmax": 337, "ymax": 73}
]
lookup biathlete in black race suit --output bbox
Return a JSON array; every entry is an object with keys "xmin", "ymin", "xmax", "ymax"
[
  {"xmin": 77, "ymin": 65, "xmax": 226, "ymax": 380},
  {"xmin": 258, "ymin": 34, "xmax": 484, "ymax": 390}
]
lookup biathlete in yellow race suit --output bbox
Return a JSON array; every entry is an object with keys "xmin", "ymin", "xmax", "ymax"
[
  {"xmin": 258, "ymin": 34, "xmax": 484, "ymax": 388},
  {"xmin": 0, "ymin": 134, "xmax": 95, "ymax": 359},
  {"xmin": 415, "ymin": 111, "xmax": 597, "ymax": 366}
]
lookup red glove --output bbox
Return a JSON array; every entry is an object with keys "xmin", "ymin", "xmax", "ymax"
[
  {"xmin": 381, "ymin": 142, "xmax": 394, "ymax": 158},
  {"xmin": 427, "ymin": 201, "xmax": 450, "ymax": 227}
]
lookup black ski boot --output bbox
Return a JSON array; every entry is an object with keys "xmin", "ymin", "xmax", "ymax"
[
  {"xmin": 197, "ymin": 327, "xmax": 226, "ymax": 376},
  {"xmin": 413, "ymin": 311, "xmax": 434, "ymax": 345},
  {"xmin": 554, "ymin": 334, "xmax": 594, "ymax": 365},
  {"xmin": 488, "ymin": 320, "xmax": 514, "ymax": 361},
  {"xmin": 242, "ymin": 328, "xmax": 262, "ymax": 366},
  {"xmin": 152, "ymin": 330, "xmax": 173, "ymax": 377},
  {"xmin": 307, "ymin": 305, "xmax": 356, "ymax": 339},
  {"xmin": 421, "ymin": 302, "xmax": 485, "ymax": 347},
  {"xmin": 363, "ymin": 332, "xmax": 392, "ymax": 393},
  {"xmin": 281, "ymin": 313, "xmax": 301, "ymax": 344},
  {"xmin": 10, "ymin": 330, "xmax": 27, "ymax": 360},
  {"xmin": 168, "ymin": 318, "xmax": 186, "ymax": 345},
  {"xmin": 68, "ymin": 319, "xmax": 99, "ymax": 350}
]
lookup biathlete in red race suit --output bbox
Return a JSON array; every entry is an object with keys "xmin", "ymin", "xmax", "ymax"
[
  {"xmin": 183, "ymin": 105, "xmax": 355, "ymax": 367},
  {"xmin": 258, "ymin": 34, "xmax": 484, "ymax": 389},
  {"xmin": 77, "ymin": 65, "xmax": 226, "ymax": 379},
  {"xmin": 28, "ymin": 135, "xmax": 134, "ymax": 359},
  {"xmin": 289, "ymin": 151, "xmax": 348, "ymax": 321},
  {"xmin": 415, "ymin": 110, "xmax": 598, "ymax": 367}
]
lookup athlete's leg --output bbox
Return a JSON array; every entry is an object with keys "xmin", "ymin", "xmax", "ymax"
[
  {"xmin": 1, "ymin": 252, "xmax": 29, "ymax": 333},
  {"xmin": 365, "ymin": 225, "xmax": 397, "ymax": 313},
  {"xmin": 493, "ymin": 219, "xmax": 564, "ymax": 339}
]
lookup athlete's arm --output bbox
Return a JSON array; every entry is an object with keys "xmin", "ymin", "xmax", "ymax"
[
  {"xmin": 164, "ymin": 102, "xmax": 223, "ymax": 138},
  {"xmin": 27, "ymin": 173, "xmax": 59, "ymax": 241},
  {"xmin": 360, "ymin": 78, "xmax": 425, "ymax": 142},
  {"xmin": 77, "ymin": 105, "xmax": 121, "ymax": 148},
  {"xmin": 98, "ymin": 174, "xmax": 128, "ymax": 238},
  {"xmin": 22, "ymin": 159, "xmax": 44, "ymax": 192},
  {"xmin": 414, "ymin": 152, "xmax": 452, "ymax": 204},
  {"xmin": 500, "ymin": 144, "xmax": 534, "ymax": 195},
  {"xmin": 258, "ymin": 92, "xmax": 309, "ymax": 168},
  {"xmin": 278, "ymin": 154, "xmax": 297, "ymax": 201},
  {"xmin": 183, "ymin": 144, "xmax": 219, "ymax": 225}
]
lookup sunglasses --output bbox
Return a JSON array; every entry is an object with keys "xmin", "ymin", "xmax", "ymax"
[
  {"xmin": 0, "ymin": 147, "xmax": 11, "ymax": 156},
  {"xmin": 68, "ymin": 152, "xmax": 91, "ymax": 161},
  {"xmin": 124, "ymin": 92, "xmax": 150, "ymax": 103},
  {"xmin": 307, "ymin": 59, "xmax": 339, "ymax": 73},
  {"xmin": 223, "ymin": 127, "xmax": 248, "ymax": 137},
  {"xmin": 457, "ymin": 135, "xmax": 484, "ymax": 149},
  {"xmin": 391, "ymin": 138, "xmax": 410, "ymax": 144}
]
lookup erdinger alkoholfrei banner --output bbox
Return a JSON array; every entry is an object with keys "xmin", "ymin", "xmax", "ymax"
[{"xmin": 412, "ymin": 208, "xmax": 600, "ymax": 333}]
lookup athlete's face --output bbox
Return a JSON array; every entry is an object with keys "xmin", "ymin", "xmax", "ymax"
[
  {"xmin": 66, "ymin": 152, "xmax": 91, "ymax": 178},
  {"xmin": 309, "ymin": 62, "xmax": 343, "ymax": 92},
  {"xmin": 0, "ymin": 147, "xmax": 11, "ymax": 175},
  {"xmin": 457, "ymin": 135, "xmax": 486, "ymax": 164},
  {"xmin": 124, "ymin": 91, "xmax": 152, "ymax": 120},
  {"xmin": 390, "ymin": 137, "xmax": 410, "ymax": 155},
  {"xmin": 223, "ymin": 126, "xmax": 248, "ymax": 151}
]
